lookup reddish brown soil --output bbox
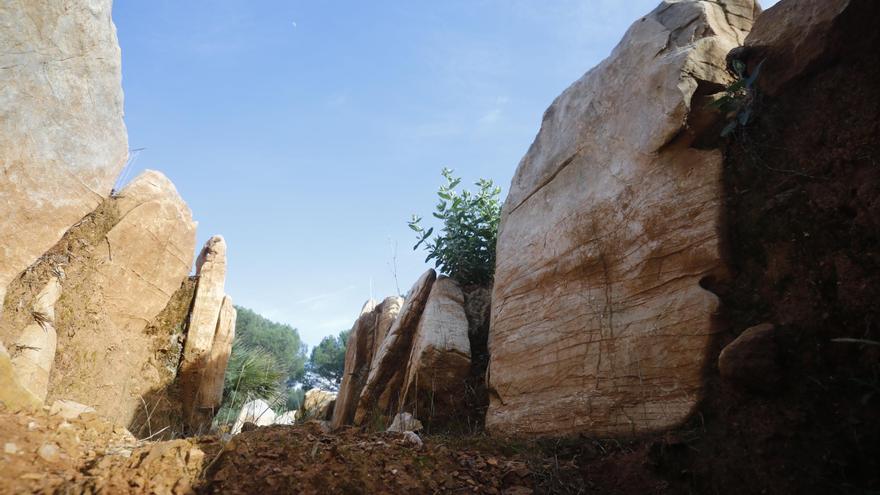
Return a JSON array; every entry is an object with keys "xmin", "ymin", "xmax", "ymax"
[{"xmin": 200, "ymin": 422, "xmax": 575, "ymax": 494}]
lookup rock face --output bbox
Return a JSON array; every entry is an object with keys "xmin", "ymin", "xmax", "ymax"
[
  {"xmin": 332, "ymin": 297, "xmax": 403, "ymax": 429},
  {"xmin": 199, "ymin": 296, "xmax": 237, "ymax": 411},
  {"xmin": 231, "ymin": 399, "xmax": 276, "ymax": 435},
  {"xmin": 735, "ymin": 0, "xmax": 852, "ymax": 96},
  {"xmin": 97, "ymin": 171, "xmax": 197, "ymax": 334},
  {"xmin": 15, "ymin": 170, "xmax": 196, "ymax": 424},
  {"xmin": 354, "ymin": 270, "xmax": 437, "ymax": 425},
  {"xmin": 300, "ymin": 388, "xmax": 337, "ymax": 420},
  {"xmin": 488, "ymin": 0, "xmax": 758, "ymax": 437},
  {"xmin": 0, "ymin": 343, "xmax": 42, "ymax": 411},
  {"xmin": 181, "ymin": 236, "xmax": 232, "ymax": 429},
  {"xmin": 0, "ymin": 0, "xmax": 128, "ymax": 306},
  {"xmin": 401, "ymin": 277, "xmax": 471, "ymax": 419},
  {"xmin": 183, "ymin": 236, "xmax": 228, "ymax": 368},
  {"xmin": 10, "ymin": 278, "xmax": 61, "ymax": 400},
  {"xmin": 718, "ymin": 323, "xmax": 780, "ymax": 392}
]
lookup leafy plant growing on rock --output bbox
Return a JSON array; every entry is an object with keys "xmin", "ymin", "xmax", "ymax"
[
  {"xmin": 711, "ymin": 58, "xmax": 764, "ymax": 137},
  {"xmin": 409, "ymin": 168, "xmax": 501, "ymax": 286}
]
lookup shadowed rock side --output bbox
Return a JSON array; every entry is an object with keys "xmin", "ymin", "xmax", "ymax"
[
  {"xmin": 332, "ymin": 297, "xmax": 402, "ymax": 429},
  {"xmin": 354, "ymin": 269, "xmax": 436, "ymax": 425},
  {"xmin": 0, "ymin": 170, "xmax": 196, "ymax": 425},
  {"xmin": 488, "ymin": 0, "xmax": 759, "ymax": 437},
  {"xmin": 400, "ymin": 276, "xmax": 471, "ymax": 423},
  {"xmin": 0, "ymin": 0, "xmax": 128, "ymax": 306}
]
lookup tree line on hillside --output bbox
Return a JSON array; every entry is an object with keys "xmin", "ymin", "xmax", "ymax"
[{"xmin": 215, "ymin": 307, "xmax": 349, "ymax": 424}]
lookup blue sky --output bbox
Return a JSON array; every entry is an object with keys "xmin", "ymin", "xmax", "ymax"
[{"xmin": 112, "ymin": 0, "xmax": 776, "ymax": 348}]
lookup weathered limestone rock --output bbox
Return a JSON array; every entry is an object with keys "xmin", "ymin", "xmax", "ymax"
[
  {"xmin": 49, "ymin": 399, "xmax": 96, "ymax": 420},
  {"xmin": 181, "ymin": 236, "xmax": 227, "ymax": 427},
  {"xmin": 300, "ymin": 388, "xmax": 337, "ymax": 420},
  {"xmin": 195, "ymin": 295, "xmax": 237, "ymax": 415},
  {"xmin": 48, "ymin": 170, "xmax": 196, "ymax": 423},
  {"xmin": 401, "ymin": 277, "xmax": 471, "ymax": 418},
  {"xmin": 718, "ymin": 323, "xmax": 780, "ymax": 392},
  {"xmin": 0, "ymin": 343, "xmax": 42, "ymax": 411},
  {"xmin": 373, "ymin": 297, "xmax": 404, "ymax": 364},
  {"xmin": 386, "ymin": 412, "xmax": 423, "ymax": 433},
  {"xmin": 0, "ymin": 0, "xmax": 128, "ymax": 306},
  {"xmin": 183, "ymin": 237, "xmax": 227, "ymax": 364},
  {"xmin": 231, "ymin": 399, "xmax": 276, "ymax": 435},
  {"xmin": 274, "ymin": 410, "xmax": 297, "ymax": 425},
  {"xmin": 488, "ymin": 0, "xmax": 758, "ymax": 437},
  {"xmin": 10, "ymin": 278, "xmax": 61, "ymax": 400},
  {"xmin": 98, "ymin": 171, "xmax": 197, "ymax": 334},
  {"xmin": 354, "ymin": 270, "xmax": 437, "ymax": 425},
  {"xmin": 10, "ymin": 324, "xmax": 57, "ymax": 402},
  {"xmin": 332, "ymin": 297, "xmax": 403, "ymax": 429}
]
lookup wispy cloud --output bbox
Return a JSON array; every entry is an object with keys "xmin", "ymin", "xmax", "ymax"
[
  {"xmin": 293, "ymin": 284, "xmax": 356, "ymax": 306},
  {"xmin": 479, "ymin": 96, "xmax": 510, "ymax": 125}
]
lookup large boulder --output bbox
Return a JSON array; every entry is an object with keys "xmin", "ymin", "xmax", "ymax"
[
  {"xmin": 0, "ymin": 0, "xmax": 128, "ymax": 306},
  {"xmin": 300, "ymin": 388, "xmax": 337, "ymax": 421},
  {"xmin": 95, "ymin": 171, "xmax": 197, "ymax": 334},
  {"xmin": 354, "ymin": 270, "xmax": 436, "ymax": 425},
  {"xmin": 332, "ymin": 297, "xmax": 403, "ymax": 428},
  {"xmin": 400, "ymin": 277, "xmax": 471, "ymax": 420},
  {"xmin": 0, "ymin": 170, "xmax": 197, "ymax": 425},
  {"xmin": 488, "ymin": 0, "xmax": 758, "ymax": 437}
]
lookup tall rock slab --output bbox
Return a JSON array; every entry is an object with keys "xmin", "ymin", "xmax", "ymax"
[
  {"xmin": 49, "ymin": 170, "xmax": 196, "ymax": 423},
  {"xmin": 401, "ymin": 277, "xmax": 471, "ymax": 420},
  {"xmin": 0, "ymin": 0, "xmax": 128, "ymax": 306},
  {"xmin": 488, "ymin": 0, "xmax": 758, "ymax": 437},
  {"xmin": 332, "ymin": 296, "xmax": 402, "ymax": 429},
  {"xmin": 196, "ymin": 295, "xmax": 237, "ymax": 415},
  {"xmin": 181, "ymin": 236, "xmax": 228, "ymax": 429},
  {"xmin": 0, "ymin": 169, "xmax": 196, "ymax": 424},
  {"xmin": 354, "ymin": 270, "xmax": 436, "ymax": 425}
]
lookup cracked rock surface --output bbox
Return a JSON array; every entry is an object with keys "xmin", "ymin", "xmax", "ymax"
[{"xmin": 487, "ymin": 0, "xmax": 758, "ymax": 437}]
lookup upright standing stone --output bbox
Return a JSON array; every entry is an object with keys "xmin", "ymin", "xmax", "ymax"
[
  {"xmin": 195, "ymin": 295, "xmax": 237, "ymax": 414},
  {"xmin": 0, "ymin": 0, "xmax": 128, "ymax": 306},
  {"xmin": 181, "ymin": 236, "xmax": 228, "ymax": 428},
  {"xmin": 488, "ymin": 0, "xmax": 758, "ymax": 437},
  {"xmin": 331, "ymin": 297, "xmax": 403, "ymax": 428},
  {"xmin": 354, "ymin": 270, "xmax": 436, "ymax": 425},
  {"xmin": 400, "ymin": 277, "xmax": 471, "ymax": 419}
]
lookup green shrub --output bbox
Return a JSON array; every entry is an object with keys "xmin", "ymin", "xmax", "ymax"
[
  {"xmin": 711, "ymin": 58, "xmax": 764, "ymax": 137},
  {"xmin": 216, "ymin": 341, "xmax": 285, "ymax": 424},
  {"xmin": 409, "ymin": 168, "xmax": 501, "ymax": 286}
]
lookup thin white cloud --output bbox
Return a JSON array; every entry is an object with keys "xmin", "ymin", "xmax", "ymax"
[{"xmin": 293, "ymin": 284, "xmax": 356, "ymax": 306}]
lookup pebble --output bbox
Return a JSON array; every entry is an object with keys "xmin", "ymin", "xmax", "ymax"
[
  {"xmin": 4, "ymin": 442, "xmax": 18, "ymax": 454},
  {"xmin": 38, "ymin": 443, "xmax": 60, "ymax": 462}
]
